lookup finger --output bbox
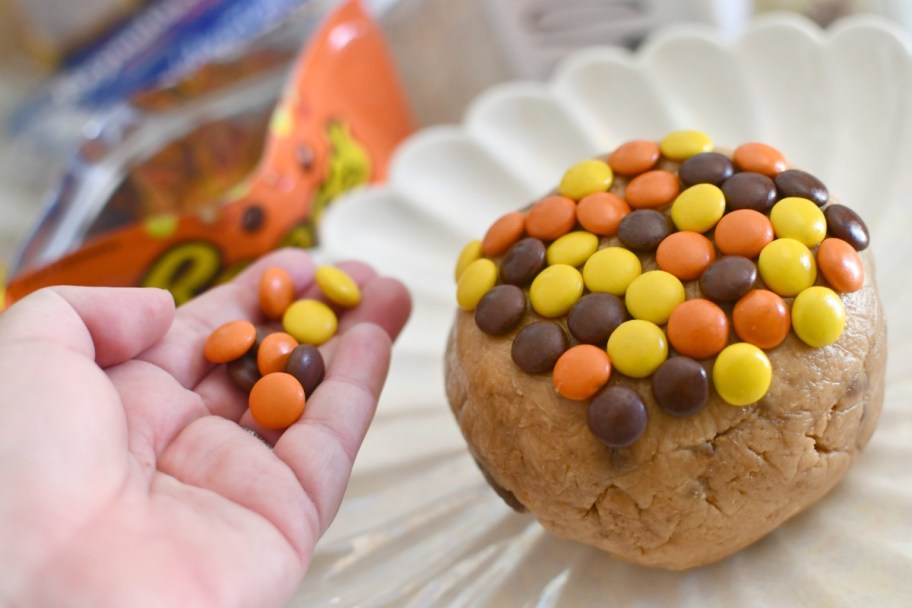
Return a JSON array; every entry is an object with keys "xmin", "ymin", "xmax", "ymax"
[{"xmin": 271, "ymin": 323, "xmax": 392, "ymax": 533}]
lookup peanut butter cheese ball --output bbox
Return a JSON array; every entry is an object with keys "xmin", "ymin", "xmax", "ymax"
[{"xmin": 444, "ymin": 132, "xmax": 886, "ymax": 570}]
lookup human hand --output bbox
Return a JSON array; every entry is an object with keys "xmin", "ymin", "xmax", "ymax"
[{"xmin": 0, "ymin": 249, "xmax": 411, "ymax": 607}]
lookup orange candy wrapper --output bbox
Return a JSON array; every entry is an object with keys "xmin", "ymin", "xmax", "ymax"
[{"xmin": 5, "ymin": 0, "xmax": 413, "ymax": 306}]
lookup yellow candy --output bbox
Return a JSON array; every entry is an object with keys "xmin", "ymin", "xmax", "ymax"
[
  {"xmin": 454, "ymin": 240, "xmax": 482, "ymax": 281},
  {"xmin": 282, "ymin": 299, "xmax": 338, "ymax": 346},
  {"xmin": 670, "ymin": 183, "xmax": 726, "ymax": 233},
  {"xmin": 659, "ymin": 130, "xmax": 714, "ymax": 161},
  {"xmin": 315, "ymin": 266, "xmax": 361, "ymax": 307},
  {"xmin": 559, "ymin": 159, "xmax": 613, "ymax": 200},
  {"xmin": 712, "ymin": 343, "xmax": 772, "ymax": 406},
  {"xmin": 607, "ymin": 320, "xmax": 668, "ymax": 378},
  {"xmin": 582, "ymin": 247, "xmax": 642, "ymax": 295},
  {"xmin": 529, "ymin": 264, "xmax": 584, "ymax": 317},
  {"xmin": 791, "ymin": 286, "xmax": 846, "ymax": 347},
  {"xmin": 546, "ymin": 231, "xmax": 599, "ymax": 267},
  {"xmin": 758, "ymin": 238, "xmax": 817, "ymax": 296},
  {"xmin": 624, "ymin": 270, "xmax": 685, "ymax": 325},
  {"xmin": 770, "ymin": 197, "xmax": 827, "ymax": 247},
  {"xmin": 456, "ymin": 258, "xmax": 497, "ymax": 311}
]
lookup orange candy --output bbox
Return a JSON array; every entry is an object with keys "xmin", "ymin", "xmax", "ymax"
[
  {"xmin": 204, "ymin": 319, "xmax": 256, "ymax": 364},
  {"xmin": 817, "ymin": 237, "xmax": 864, "ymax": 293},
  {"xmin": 249, "ymin": 372, "xmax": 306, "ymax": 430},
  {"xmin": 732, "ymin": 142, "xmax": 788, "ymax": 176},
  {"xmin": 714, "ymin": 209, "xmax": 774, "ymax": 258},
  {"xmin": 667, "ymin": 299, "xmax": 729, "ymax": 359},
  {"xmin": 733, "ymin": 289, "xmax": 791, "ymax": 349},
  {"xmin": 257, "ymin": 331, "xmax": 299, "ymax": 375},
  {"xmin": 624, "ymin": 170, "xmax": 681, "ymax": 209},
  {"xmin": 525, "ymin": 196, "xmax": 577, "ymax": 240},
  {"xmin": 259, "ymin": 267, "xmax": 295, "ymax": 320},
  {"xmin": 482, "ymin": 211, "xmax": 526, "ymax": 256},
  {"xmin": 656, "ymin": 231, "xmax": 716, "ymax": 280},
  {"xmin": 552, "ymin": 344, "xmax": 612, "ymax": 401},
  {"xmin": 577, "ymin": 192, "xmax": 630, "ymax": 236},
  {"xmin": 608, "ymin": 140, "xmax": 660, "ymax": 175}
]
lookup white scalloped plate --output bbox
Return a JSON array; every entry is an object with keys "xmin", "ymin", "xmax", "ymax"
[{"xmin": 295, "ymin": 13, "xmax": 912, "ymax": 607}]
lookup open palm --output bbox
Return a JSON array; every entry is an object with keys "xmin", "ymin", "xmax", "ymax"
[{"xmin": 0, "ymin": 249, "xmax": 411, "ymax": 607}]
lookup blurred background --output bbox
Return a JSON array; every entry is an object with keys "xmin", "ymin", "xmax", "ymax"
[{"xmin": 0, "ymin": 0, "xmax": 909, "ymax": 295}]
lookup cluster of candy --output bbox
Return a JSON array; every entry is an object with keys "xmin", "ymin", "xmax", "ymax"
[
  {"xmin": 204, "ymin": 265, "xmax": 361, "ymax": 430},
  {"xmin": 454, "ymin": 131, "xmax": 870, "ymax": 448}
]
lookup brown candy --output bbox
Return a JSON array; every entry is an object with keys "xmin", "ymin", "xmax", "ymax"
[
  {"xmin": 511, "ymin": 321, "xmax": 568, "ymax": 374},
  {"xmin": 721, "ymin": 172, "xmax": 777, "ymax": 212},
  {"xmin": 587, "ymin": 385, "xmax": 648, "ymax": 448},
  {"xmin": 679, "ymin": 152, "xmax": 734, "ymax": 187},
  {"xmin": 475, "ymin": 285, "xmax": 527, "ymax": 335},
  {"xmin": 226, "ymin": 352, "xmax": 261, "ymax": 392},
  {"xmin": 617, "ymin": 209, "xmax": 671, "ymax": 251},
  {"xmin": 825, "ymin": 204, "xmax": 870, "ymax": 251},
  {"xmin": 285, "ymin": 344, "xmax": 325, "ymax": 396},
  {"xmin": 500, "ymin": 238, "xmax": 546, "ymax": 286},
  {"xmin": 700, "ymin": 256, "xmax": 757, "ymax": 302},
  {"xmin": 567, "ymin": 293, "xmax": 626, "ymax": 346},
  {"xmin": 652, "ymin": 357, "xmax": 709, "ymax": 417},
  {"xmin": 774, "ymin": 169, "xmax": 829, "ymax": 207}
]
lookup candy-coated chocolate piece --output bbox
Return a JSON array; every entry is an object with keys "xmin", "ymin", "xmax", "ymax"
[
  {"xmin": 699, "ymin": 256, "xmax": 757, "ymax": 302},
  {"xmin": 721, "ymin": 172, "xmax": 777, "ymax": 212},
  {"xmin": 608, "ymin": 140, "xmax": 660, "ymax": 175},
  {"xmin": 285, "ymin": 344, "xmax": 325, "ymax": 396},
  {"xmin": 659, "ymin": 130, "xmax": 713, "ymax": 161},
  {"xmin": 652, "ymin": 357, "xmax": 709, "ymax": 417},
  {"xmin": 607, "ymin": 319, "xmax": 668, "ymax": 378},
  {"xmin": 559, "ymin": 159, "xmax": 613, "ymax": 200},
  {"xmin": 282, "ymin": 299, "xmax": 338, "ymax": 345},
  {"xmin": 204, "ymin": 319, "xmax": 257, "ymax": 364},
  {"xmin": 577, "ymin": 192, "xmax": 630, "ymax": 236},
  {"xmin": 546, "ymin": 231, "xmax": 599, "ymax": 267},
  {"xmin": 511, "ymin": 321, "xmax": 568, "ymax": 374},
  {"xmin": 529, "ymin": 264, "xmax": 584, "ymax": 317},
  {"xmin": 257, "ymin": 331, "xmax": 298, "ymax": 375},
  {"xmin": 824, "ymin": 204, "xmax": 870, "ymax": 251},
  {"xmin": 712, "ymin": 343, "xmax": 772, "ymax": 406},
  {"xmin": 758, "ymin": 238, "xmax": 816, "ymax": 297},
  {"xmin": 316, "ymin": 265, "xmax": 361, "ymax": 307},
  {"xmin": 625, "ymin": 270, "xmax": 686, "ymax": 325},
  {"xmin": 679, "ymin": 152, "xmax": 734, "ymax": 186},
  {"xmin": 259, "ymin": 267, "xmax": 295, "ymax": 321},
  {"xmin": 770, "ymin": 197, "xmax": 827, "ymax": 247},
  {"xmin": 733, "ymin": 289, "xmax": 791, "ymax": 350},
  {"xmin": 567, "ymin": 293, "xmax": 627, "ymax": 345},
  {"xmin": 226, "ymin": 353, "xmax": 260, "ymax": 392},
  {"xmin": 474, "ymin": 285, "xmax": 527, "ymax": 335},
  {"xmin": 670, "ymin": 183, "xmax": 726, "ymax": 233},
  {"xmin": 553, "ymin": 344, "xmax": 612, "ymax": 401},
  {"xmin": 525, "ymin": 195, "xmax": 577, "ymax": 241},
  {"xmin": 454, "ymin": 240, "xmax": 483, "ymax": 281},
  {"xmin": 500, "ymin": 238, "xmax": 546, "ymax": 286},
  {"xmin": 582, "ymin": 247, "xmax": 642, "ymax": 295},
  {"xmin": 775, "ymin": 169, "xmax": 828, "ymax": 206},
  {"xmin": 249, "ymin": 372, "xmax": 306, "ymax": 430},
  {"xmin": 817, "ymin": 237, "xmax": 864, "ymax": 293},
  {"xmin": 456, "ymin": 258, "xmax": 498, "ymax": 311},
  {"xmin": 714, "ymin": 209, "xmax": 774, "ymax": 258},
  {"xmin": 667, "ymin": 299, "xmax": 729, "ymax": 360},
  {"xmin": 625, "ymin": 170, "xmax": 681, "ymax": 209},
  {"xmin": 791, "ymin": 286, "xmax": 846, "ymax": 348},
  {"xmin": 656, "ymin": 231, "xmax": 716, "ymax": 281},
  {"xmin": 482, "ymin": 211, "xmax": 526, "ymax": 256},
  {"xmin": 587, "ymin": 385, "xmax": 648, "ymax": 448},
  {"xmin": 618, "ymin": 209, "xmax": 670, "ymax": 251},
  {"xmin": 732, "ymin": 142, "xmax": 787, "ymax": 176}
]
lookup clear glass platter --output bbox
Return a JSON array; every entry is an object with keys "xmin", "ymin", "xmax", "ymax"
[{"xmin": 294, "ymin": 12, "xmax": 912, "ymax": 607}]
